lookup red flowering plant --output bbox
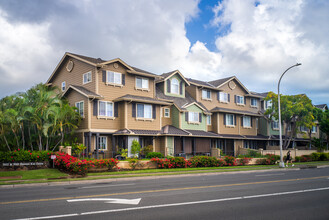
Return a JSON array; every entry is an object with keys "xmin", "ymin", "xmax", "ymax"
[
  {"xmin": 150, "ymin": 157, "xmax": 189, "ymax": 169},
  {"xmin": 0, "ymin": 150, "xmax": 53, "ymax": 163},
  {"xmin": 223, "ymin": 156, "xmax": 236, "ymax": 166},
  {"xmin": 189, "ymin": 156, "xmax": 221, "ymax": 167},
  {"xmin": 236, "ymin": 157, "xmax": 251, "ymax": 166}
]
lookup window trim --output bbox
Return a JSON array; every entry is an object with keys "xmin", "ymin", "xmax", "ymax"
[
  {"xmin": 164, "ymin": 108, "xmax": 170, "ymax": 118},
  {"xmin": 106, "ymin": 70, "xmax": 122, "ymax": 85},
  {"xmin": 202, "ymin": 89, "xmax": 212, "ymax": 100},
  {"xmin": 135, "ymin": 77, "xmax": 149, "ymax": 91},
  {"xmin": 136, "ymin": 103, "xmax": 153, "ymax": 119},
  {"xmin": 171, "ymin": 78, "xmax": 179, "ymax": 94},
  {"xmin": 61, "ymin": 81, "xmax": 66, "ymax": 91},
  {"xmin": 242, "ymin": 116, "xmax": 251, "ymax": 128},
  {"xmin": 226, "ymin": 114, "xmax": 235, "ymax": 127},
  {"xmin": 98, "ymin": 101, "xmax": 114, "ymax": 118},
  {"xmin": 236, "ymin": 95, "xmax": 245, "ymax": 105},
  {"xmin": 75, "ymin": 101, "xmax": 84, "ymax": 118},
  {"xmin": 96, "ymin": 136, "xmax": 108, "ymax": 151},
  {"xmin": 312, "ymin": 126, "xmax": 317, "ymax": 133},
  {"xmin": 188, "ymin": 112, "xmax": 199, "ymax": 123},
  {"xmin": 265, "ymin": 100, "xmax": 272, "ymax": 110},
  {"xmin": 83, "ymin": 71, "xmax": 92, "ymax": 84},
  {"xmin": 272, "ymin": 121, "xmax": 279, "ymax": 130},
  {"xmin": 250, "ymin": 98, "xmax": 258, "ymax": 108},
  {"xmin": 207, "ymin": 115, "xmax": 211, "ymax": 125},
  {"xmin": 219, "ymin": 92, "xmax": 229, "ymax": 103}
]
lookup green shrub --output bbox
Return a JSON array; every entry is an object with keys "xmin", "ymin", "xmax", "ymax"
[
  {"xmin": 311, "ymin": 152, "xmax": 320, "ymax": 161},
  {"xmin": 0, "ymin": 150, "xmax": 53, "ymax": 163},
  {"xmin": 189, "ymin": 156, "xmax": 221, "ymax": 167},
  {"xmin": 319, "ymin": 153, "xmax": 329, "ymax": 161},
  {"xmin": 224, "ymin": 156, "xmax": 236, "ymax": 165},
  {"xmin": 146, "ymin": 152, "xmax": 164, "ymax": 158},
  {"xmin": 300, "ymin": 155, "xmax": 312, "ymax": 162},
  {"xmin": 130, "ymin": 140, "xmax": 141, "ymax": 158},
  {"xmin": 294, "ymin": 156, "xmax": 301, "ymax": 162},
  {"xmin": 140, "ymin": 145, "xmax": 153, "ymax": 157}
]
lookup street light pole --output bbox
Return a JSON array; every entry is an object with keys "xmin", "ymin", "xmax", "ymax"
[{"xmin": 278, "ymin": 63, "xmax": 301, "ymax": 168}]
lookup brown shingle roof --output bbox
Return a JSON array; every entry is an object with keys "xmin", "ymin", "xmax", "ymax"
[
  {"xmin": 186, "ymin": 130, "xmax": 221, "ymax": 137},
  {"xmin": 211, "ymin": 107, "xmax": 260, "ymax": 116},
  {"xmin": 187, "ymin": 78, "xmax": 216, "ymax": 88},
  {"xmin": 161, "ymin": 125, "xmax": 190, "ymax": 136},
  {"xmin": 63, "ymin": 85, "xmax": 102, "ymax": 98},
  {"xmin": 69, "ymin": 52, "xmax": 106, "ymax": 64},
  {"xmin": 208, "ymin": 76, "xmax": 234, "ymax": 87},
  {"xmin": 113, "ymin": 94, "xmax": 171, "ymax": 105}
]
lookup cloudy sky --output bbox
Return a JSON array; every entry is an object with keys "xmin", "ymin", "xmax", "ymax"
[{"xmin": 0, "ymin": 0, "xmax": 328, "ymax": 105}]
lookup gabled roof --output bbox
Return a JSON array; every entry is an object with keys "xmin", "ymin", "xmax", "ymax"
[
  {"xmin": 315, "ymin": 104, "xmax": 328, "ymax": 110},
  {"xmin": 208, "ymin": 76, "xmax": 250, "ymax": 94},
  {"xmin": 46, "ymin": 52, "xmax": 158, "ymax": 84},
  {"xmin": 63, "ymin": 85, "xmax": 103, "ymax": 99},
  {"xmin": 156, "ymin": 88, "xmax": 210, "ymax": 113},
  {"xmin": 158, "ymin": 70, "xmax": 190, "ymax": 86},
  {"xmin": 187, "ymin": 78, "xmax": 218, "ymax": 90}
]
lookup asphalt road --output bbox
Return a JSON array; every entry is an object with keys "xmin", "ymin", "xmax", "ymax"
[{"xmin": 1, "ymin": 167, "xmax": 329, "ymax": 220}]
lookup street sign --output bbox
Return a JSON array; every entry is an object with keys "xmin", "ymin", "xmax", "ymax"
[{"xmin": 51, "ymin": 155, "xmax": 56, "ymax": 159}]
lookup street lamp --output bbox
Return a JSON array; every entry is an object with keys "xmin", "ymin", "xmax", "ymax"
[{"xmin": 278, "ymin": 63, "xmax": 301, "ymax": 168}]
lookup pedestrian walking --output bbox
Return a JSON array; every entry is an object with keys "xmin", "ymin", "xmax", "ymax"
[{"xmin": 286, "ymin": 150, "xmax": 294, "ymax": 167}]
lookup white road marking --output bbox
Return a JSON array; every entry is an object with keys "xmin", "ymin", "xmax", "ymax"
[
  {"xmin": 80, "ymin": 183, "xmax": 135, "ymax": 189},
  {"xmin": 256, "ymin": 173, "xmax": 285, "ymax": 177},
  {"xmin": 13, "ymin": 187, "xmax": 329, "ymax": 220},
  {"xmin": 67, "ymin": 198, "xmax": 141, "ymax": 205}
]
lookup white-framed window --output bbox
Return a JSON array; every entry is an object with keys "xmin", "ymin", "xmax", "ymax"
[
  {"xmin": 96, "ymin": 136, "xmax": 107, "ymax": 150},
  {"xmin": 300, "ymin": 126, "xmax": 308, "ymax": 132},
  {"xmin": 219, "ymin": 92, "xmax": 229, "ymax": 103},
  {"xmin": 272, "ymin": 121, "xmax": 279, "ymax": 130},
  {"xmin": 171, "ymin": 78, "xmax": 179, "ymax": 94},
  {"xmin": 75, "ymin": 101, "xmax": 84, "ymax": 117},
  {"xmin": 312, "ymin": 126, "xmax": 317, "ymax": 133},
  {"xmin": 226, "ymin": 114, "xmax": 235, "ymax": 126},
  {"xmin": 61, "ymin": 81, "xmax": 66, "ymax": 91},
  {"xmin": 107, "ymin": 71, "xmax": 122, "ymax": 85},
  {"xmin": 202, "ymin": 89, "xmax": 211, "ymax": 100},
  {"xmin": 265, "ymin": 100, "xmax": 272, "ymax": 110},
  {"xmin": 251, "ymin": 98, "xmax": 258, "ymax": 107},
  {"xmin": 136, "ymin": 77, "xmax": 149, "ymax": 89},
  {"xmin": 83, "ymin": 71, "xmax": 92, "ymax": 84},
  {"xmin": 236, "ymin": 95, "xmax": 244, "ymax": 105},
  {"xmin": 287, "ymin": 124, "xmax": 292, "ymax": 132},
  {"xmin": 99, "ymin": 101, "xmax": 113, "ymax": 117},
  {"xmin": 188, "ymin": 112, "xmax": 199, "ymax": 123},
  {"xmin": 137, "ymin": 104, "xmax": 152, "ymax": 119},
  {"xmin": 164, "ymin": 108, "xmax": 170, "ymax": 118},
  {"xmin": 207, "ymin": 115, "xmax": 211, "ymax": 125},
  {"xmin": 243, "ymin": 116, "xmax": 251, "ymax": 128}
]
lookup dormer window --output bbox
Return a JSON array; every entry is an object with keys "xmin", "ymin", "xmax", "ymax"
[{"xmin": 171, "ymin": 78, "xmax": 179, "ymax": 94}]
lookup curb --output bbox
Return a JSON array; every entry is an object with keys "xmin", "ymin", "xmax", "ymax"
[{"xmin": 1, "ymin": 165, "xmax": 329, "ymax": 189}]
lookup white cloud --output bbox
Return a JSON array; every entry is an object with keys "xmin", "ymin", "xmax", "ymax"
[{"xmin": 0, "ymin": 0, "xmax": 328, "ymax": 104}]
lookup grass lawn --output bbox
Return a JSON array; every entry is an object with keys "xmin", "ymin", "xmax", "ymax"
[
  {"xmin": 0, "ymin": 169, "xmax": 69, "ymax": 181},
  {"xmin": 0, "ymin": 161, "xmax": 328, "ymax": 185}
]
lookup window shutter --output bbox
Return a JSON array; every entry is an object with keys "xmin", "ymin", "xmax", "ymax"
[
  {"xmin": 152, "ymin": 105, "xmax": 156, "ymax": 119},
  {"xmin": 102, "ymin": 70, "xmax": 106, "ymax": 82},
  {"xmin": 316, "ymin": 126, "xmax": 318, "ymax": 132},
  {"xmin": 241, "ymin": 116, "xmax": 244, "ymax": 126},
  {"xmin": 185, "ymin": 112, "xmax": 188, "ymax": 121},
  {"xmin": 93, "ymin": 100, "xmax": 98, "ymax": 116},
  {"xmin": 132, "ymin": 103, "xmax": 136, "ymax": 117},
  {"xmin": 224, "ymin": 114, "xmax": 226, "ymax": 125},
  {"xmin": 228, "ymin": 94, "xmax": 230, "ymax": 102},
  {"xmin": 234, "ymin": 95, "xmax": 237, "ymax": 103},
  {"xmin": 251, "ymin": 117, "xmax": 253, "ymax": 127},
  {"xmin": 234, "ymin": 115, "xmax": 237, "ymax": 126},
  {"xmin": 217, "ymin": 92, "xmax": 219, "ymax": 101},
  {"xmin": 180, "ymin": 81, "xmax": 183, "ymax": 95},
  {"xmin": 199, "ymin": 113, "xmax": 202, "ymax": 123},
  {"xmin": 122, "ymin": 74, "xmax": 125, "ymax": 85},
  {"xmin": 271, "ymin": 122, "xmax": 274, "ymax": 129},
  {"xmin": 244, "ymin": 97, "xmax": 246, "ymax": 105},
  {"xmin": 114, "ymin": 102, "xmax": 118, "ymax": 117},
  {"xmin": 167, "ymin": 80, "xmax": 171, "ymax": 93}
]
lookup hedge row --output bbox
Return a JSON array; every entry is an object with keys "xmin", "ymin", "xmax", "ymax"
[
  {"xmin": 54, "ymin": 152, "xmax": 119, "ymax": 175},
  {"xmin": 150, "ymin": 156, "xmax": 251, "ymax": 169},
  {"xmin": 0, "ymin": 150, "xmax": 53, "ymax": 162}
]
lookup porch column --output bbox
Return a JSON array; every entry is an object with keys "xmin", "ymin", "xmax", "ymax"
[
  {"xmin": 192, "ymin": 138, "xmax": 196, "ymax": 156},
  {"xmin": 84, "ymin": 133, "xmax": 88, "ymax": 157},
  {"xmin": 96, "ymin": 133, "xmax": 100, "ymax": 159},
  {"xmin": 112, "ymin": 135, "xmax": 116, "ymax": 158},
  {"xmin": 88, "ymin": 132, "xmax": 92, "ymax": 158}
]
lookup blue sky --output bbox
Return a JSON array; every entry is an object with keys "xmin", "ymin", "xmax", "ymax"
[{"xmin": 0, "ymin": 0, "xmax": 328, "ymax": 105}]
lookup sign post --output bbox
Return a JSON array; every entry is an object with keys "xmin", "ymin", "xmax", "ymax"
[{"xmin": 51, "ymin": 154, "xmax": 56, "ymax": 168}]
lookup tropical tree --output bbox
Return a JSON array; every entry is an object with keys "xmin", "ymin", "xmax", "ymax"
[
  {"xmin": 319, "ymin": 110, "xmax": 329, "ymax": 149},
  {"xmin": 265, "ymin": 92, "xmax": 314, "ymax": 149}
]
